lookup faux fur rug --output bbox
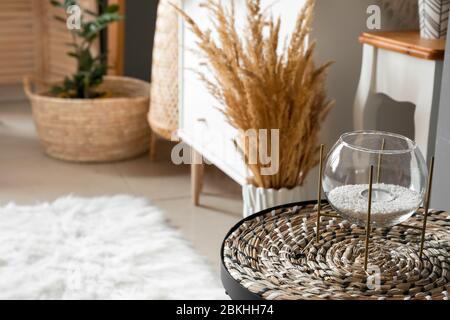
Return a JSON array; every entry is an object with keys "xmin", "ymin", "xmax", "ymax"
[{"xmin": 0, "ymin": 195, "xmax": 227, "ymax": 300}]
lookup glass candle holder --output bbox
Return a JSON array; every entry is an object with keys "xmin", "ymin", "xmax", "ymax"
[{"xmin": 323, "ymin": 131, "xmax": 428, "ymax": 228}]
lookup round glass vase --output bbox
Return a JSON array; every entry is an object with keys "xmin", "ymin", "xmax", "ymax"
[{"xmin": 323, "ymin": 131, "xmax": 428, "ymax": 228}]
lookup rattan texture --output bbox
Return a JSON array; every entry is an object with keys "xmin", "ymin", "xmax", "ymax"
[
  {"xmin": 148, "ymin": 0, "xmax": 179, "ymax": 140},
  {"xmin": 25, "ymin": 76, "xmax": 151, "ymax": 163},
  {"xmin": 223, "ymin": 202, "xmax": 450, "ymax": 300}
]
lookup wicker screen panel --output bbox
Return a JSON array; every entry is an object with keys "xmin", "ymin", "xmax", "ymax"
[
  {"xmin": 149, "ymin": 0, "xmax": 179, "ymax": 140},
  {"xmin": 0, "ymin": 0, "xmax": 38, "ymax": 85}
]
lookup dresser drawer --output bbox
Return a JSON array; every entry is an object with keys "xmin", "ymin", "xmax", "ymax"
[{"xmin": 180, "ymin": 101, "xmax": 249, "ymax": 184}]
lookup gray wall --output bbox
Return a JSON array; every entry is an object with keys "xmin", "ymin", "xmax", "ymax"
[
  {"xmin": 312, "ymin": 0, "xmax": 417, "ymax": 148},
  {"xmin": 123, "ymin": 0, "xmax": 158, "ymax": 82},
  {"xmin": 431, "ymin": 25, "xmax": 450, "ymax": 210},
  {"xmin": 312, "ymin": 0, "xmax": 448, "ymax": 209}
]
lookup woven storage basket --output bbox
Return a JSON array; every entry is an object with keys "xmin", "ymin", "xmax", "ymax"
[
  {"xmin": 24, "ymin": 76, "xmax": 151, "ymax": 163},
  {"xmin": 148, "ymin": 0, "xmax": 179, "ymax": 140},
  {"xmin": 222, "ymin": 201, "xmax": 450, "ymax": 300}
]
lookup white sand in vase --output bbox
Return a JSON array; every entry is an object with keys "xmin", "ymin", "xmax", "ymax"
[{"xmin": 328, "ymin": 183, "xmax": 422, "ymax": 227}]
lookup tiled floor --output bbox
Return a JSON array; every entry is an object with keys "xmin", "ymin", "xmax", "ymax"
[{"xmin": 0, "ymin": 100, "xmax": 243, "ymax": 272}]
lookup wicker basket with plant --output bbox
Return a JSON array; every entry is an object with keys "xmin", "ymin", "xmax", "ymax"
[{"xmin": 24, "ymin": 0, "xmax": 151, "ymax": 162}]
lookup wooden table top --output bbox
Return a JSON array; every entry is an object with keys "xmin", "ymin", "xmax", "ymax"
[{"xmin": 359, "ymin": 31, "xmax": 446, "ymax": 60}]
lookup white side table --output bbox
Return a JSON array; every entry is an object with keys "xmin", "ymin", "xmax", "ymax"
[{"xmin": 354, "ymin": 31, "xmax": 445, "ymax": 161}]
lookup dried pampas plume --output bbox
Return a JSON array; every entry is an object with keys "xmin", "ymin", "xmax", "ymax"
[{"xmin": 174, "ymin": 0, "xmax": 334, "ymax": 189}]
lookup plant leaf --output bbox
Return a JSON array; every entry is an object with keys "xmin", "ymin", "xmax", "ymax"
[
  {"xmin": 67, "ymin": 52, "xmax": 78, "ymax": 58},
  {"xmin": 48, "ymin": 0, "xmax": 124, "ymax": 99},
  {"xmin": 50, "ymin": 0, "xmax": 63, "ymax": 8},
  {"xmin": 106, "ymin": 4, "xmax": 120, "ymax": 13},
  {"xmin": 64, "ymin": 0, "xmax": 77, "ymax": 7},
  {"xmin": 54, "ymin": 15, "xmax": 67, "ymax": 24}
]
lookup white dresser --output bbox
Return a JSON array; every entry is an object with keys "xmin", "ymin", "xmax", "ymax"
[{"xmin": 177, "ymin": 0, "xmax": 309, "ymax": 206}]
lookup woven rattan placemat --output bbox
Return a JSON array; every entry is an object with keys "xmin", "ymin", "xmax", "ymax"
[{"xmin": 222, "ymin": 201, "xmax": 450, "ymax": 300}]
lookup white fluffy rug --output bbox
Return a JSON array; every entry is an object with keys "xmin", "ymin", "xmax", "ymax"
[{"xmin": 0, "ymin": 195, "xmax": 227, "ymax": 300}]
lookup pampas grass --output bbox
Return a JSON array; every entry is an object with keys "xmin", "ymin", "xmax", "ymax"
[{"xmin": 176, "ymin": 0, "xmax": 333, "ymax": 189}]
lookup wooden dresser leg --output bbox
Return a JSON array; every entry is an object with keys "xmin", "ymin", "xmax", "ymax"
[{"xmin": 191, "ymin": 149, "xmax": 204, "ymax": 206}]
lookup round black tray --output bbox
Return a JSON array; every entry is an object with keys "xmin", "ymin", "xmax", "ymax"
[{"xmin": 220, "ymin": 200, "xmax": 450, "ymax": 300}]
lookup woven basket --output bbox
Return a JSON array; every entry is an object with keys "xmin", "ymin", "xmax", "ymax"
[
  {"xmin": 24, "ymin": 76, "xmax": 151, "ymax": 163},
  {"xmin": 148, "ymin": 0, "xmax": 179, "ymax": 140}
]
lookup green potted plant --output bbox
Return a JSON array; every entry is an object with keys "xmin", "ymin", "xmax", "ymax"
[{"xmin": 24, "ymin": 0, "xmax": 151, "ymax": 162}]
